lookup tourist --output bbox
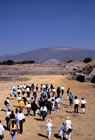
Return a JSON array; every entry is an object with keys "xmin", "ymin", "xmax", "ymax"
[
  {"xmin": 81, "ymin": 98, "xmax": 86, "ymax": 113},
  {"xmin": 26, "ymin": 91, "xmax": 30, "ymax": 101},
  {"xmin": 18, "ymin": 99, "xmax": 25, "ymax": 111},
  {"xmin": 26, "ymin": 102, "xmax": 31, "ymax": 116},
  {"xmin": 15, "ymin": 108, "xmax": 19, "ymax": 128},
  {"xmin": 10, "ymin": 110, "xmax": 16, "ymax": 126},
  {"xmin": 36, "ymin": 84, "xmax": 39, "ymax": 92},
  {"xmin": 9, "ymin": 89, "xmax": 13, "ymax": 97},
  {"xmin": 69, "ymin": 92, "xmax": 73, "ymax": 106},
  {"xmin": 74, "ymin": 96, "xmax": 80, "ymax": 113},
  {"xmin": 33, "ymin": 90, "xmax": 37, "ymax": 102},
  {"xmin": 31, "ymin": 101, "xmax": 37, "ymax": 116},
  {"xmin": 0, "ymin": 120, "xmax": 4, "ymax": 140},
  {"xmin": 10, "ymin": 120, "xmax": 18, "ymax": 140},
  {"xmin": 17, "ymin": 95, "xmax": 22, "ymax": 103},
  {"xmin": 22, "ymin": 95, "xmax": 27, "ymax": 105},
  {"xmin": 13, "ymin": 90, "xmax": 17, "ymax": 98},
  {"xmin": 18, "ymin": 110, "xmax": 25, "ymax": 134},
  {"xmin": 5, "ymin": 109, "xmax": 11, "ymax": 130},
  {"xmin": 65, "ymin": 117, "xmax": 72, "ymax": 140},
  {"xmin": 57, "ymin": 87, "xmax": 61, "ymax": 97},
  {"xmin": 4, "ymin": 97, "xmax": 10, "ymax": 111},
  {"xmin": 46, "ymin": 119, "xmax": 52, "ymax": 139},
  {"xmin": 61, "ymin": 87, "xmax": 64, "ymax": 96},
  {"xmin": 40, "ymin": 105, "xmax": 47, "ymax": 120},
  {"xmin": 59, "ymin": 123, "xmax": 66, "ymax": 140},
  {"xmin": 67, "ymin": 88, "xmax": 70, "ymax": 99}
]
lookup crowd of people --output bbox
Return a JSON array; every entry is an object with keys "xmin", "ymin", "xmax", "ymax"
[{"xmin": 0, "ymin": 82, "xmax": 86, "ymax": 140}]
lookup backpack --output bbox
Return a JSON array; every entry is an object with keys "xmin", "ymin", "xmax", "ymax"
[{"xmin": 4, "ymin": 100, "xmax": 8, "ymax": 105}]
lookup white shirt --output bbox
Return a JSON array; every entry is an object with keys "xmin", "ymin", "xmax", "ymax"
[
  {"xmin": 9, "ymin": 90, "xmax": 13, "ymax": 95},
  {"xmin": 24, "ymin": 84, "xmax": 26, "ymax": 89},
  {"xmin": 40, "ymin": 106, "xmax": 47, "ymax": 112},
  {"xmin": 15, "ymin": 112, "xmax": 19, "ymax": 120},
  {"xmin": 6, "ymin": 111, "xmax": 11, "ymax": 117},
  {"xmin": 17, "ymin": 96, "xmax": 22, "ymax": 101},
  {"xmin": 43, "ymin": 85, "xmax": 46, "ymax": 89},
  {"xmin": 65, "ymin": 120, "xmax": 72, "ymax": 129},
  {"xmin": 56, "ymin": 97, "xmax": 61, "ymax": 104},
  {"xmin": 26, "ymin": 104, "xmax": 31, "ymax": 108},
  {"xmin": 52, "ymin": 89, "xmax": 56, "ymax": 92},
  {"xmin": 0, "ymin": 124, "xmax": 4, "ymax": 135},
  {"xmin": 61, "ymin": 87, "xmax": 64, "ymax": 90},
  {"xmin": 81, "ymin": 100, "xmax": 86, "ymax": 104},
  {"xmin": 18, "ymin": 113, "xmax": 25, "ymax": 121},
  {"xmin": 6, "ymin": 99, "xmax": 9, "ymax": 103},
  {"xmin": 74, "ymin": 99, "xmax": 80, "ymax": 105},
  {"xmin": 13, "ymin": 86, "xmax": 16, "ymax": 90},
  {"xmin": 17, "ymin": 89, "xmax": 21, "ymax": 93},
  {"xmin": 26, "ymin": 88, "xmax": 30, "ymax": 92},
  {"xmin": 47, "ymin": 122, "xmax": 52, "ymax": 132}
]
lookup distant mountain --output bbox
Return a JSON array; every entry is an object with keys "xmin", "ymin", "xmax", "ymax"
[{"xmin": 0, "ymin": 47, "xmax": 95, "ymax": 63}]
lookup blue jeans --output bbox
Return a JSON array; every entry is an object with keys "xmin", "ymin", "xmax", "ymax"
[
  {"xmin": 16, "ymin": 119, "xmax": 19, "ymax": 127},
  {"xmin": 5, "ymin": 104, "xmax": 10, "ymax": 111},
  {"xmin": 12, "ymin": 132, "xmax": 16, "ymax": 140},
  {"xmin": 27, "ymin": 110, "xmax": 30, "ymax": 116}
]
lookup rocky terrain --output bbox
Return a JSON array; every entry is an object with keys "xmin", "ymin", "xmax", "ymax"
[
  {"xmin": 72, "ymin": 61, "xmax": 95, "ymax": 83},
  {"xmin": 0, "ymin": 60, "xmax": 95, "ymax": 84}
]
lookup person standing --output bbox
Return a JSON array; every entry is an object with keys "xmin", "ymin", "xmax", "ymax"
[
  {"xmin": 57, "ymin": 87, "xmax": 61, "ymax": 97},
  {"xmin": 5, "ymin": 109, "xmax": 11, "ymax": 130},
  {"xmin": 65, "ymin": 117, "xmax": 72, "ymax": 140},
  {"xmin": 69, "ymin": 92, "xmax": 73, "ymax": 106},
  {"xmin": 15, "ymin": 108, "xmax": 19, "ymax": 128},
  {"xmin": 0, "ymin": 120, "xmax": 4, "ymax": 140},
  {"xmin": 40, "ymin": 105, "xmax": 47, "ymax": 120},
  {"xmin": 36, "ymin": 84, "xmax": 39, "ymax": 92},
  {"xmin": 26, "ymin": 102, "xmax": 31, "ymax": 116},
  {"xmin": 81, "ymin": 98, "xmax": 86, "ymax": 113},
  {"xmin": 31, "ymin": 101, "xmax": 37, "ymax": 116},
  {"xmin": 33, "ymin": 91, "xmax": 37, "ymax": 102},
  {"xmin": 10, "ymin": 110, "xmax": 16, "ymax": 128},
  {"xmin": 10, "ymin": 120, "xmax": 18, "ymax": 140},
  {"xmin": 67, "ymin": 88, "xmax": 70, "ymax": 99},
  {"xmin": 46, "ymin": 119, "xmax": 52, "ymax": 139},
  {"xmin": 74, "ymin": 96, "xmax": 80, "ymax": 113},
  {"xmin": 4, "ymin": 97, "xmax": 10, "ymax": 111},
  {"xmin": 18, "ymin": 110, "xmax": 25, "ymax": 134},
  {"xmin": 61, "ymin": 87, "xmax": 64, "ymax": 96}
]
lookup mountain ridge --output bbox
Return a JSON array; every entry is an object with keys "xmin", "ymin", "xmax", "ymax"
[{"xmin": 0, "ymin": 47, "xmax": 95, "ymax": 63}]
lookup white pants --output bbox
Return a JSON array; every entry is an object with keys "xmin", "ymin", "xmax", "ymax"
[
  {"xmin": 59, "ymin": 130, "xmax": 65, "ymax": 139},
  {"xmin": 66, "ymin": 133, "xmax": 71, "ymax": 140},
  {"xmin": 47, "ymin": 131, "xmax": 51, "ymax": 139},
  {"xmin": 82, "ymin": 108, "xmax": 85, "ymax": 113}
]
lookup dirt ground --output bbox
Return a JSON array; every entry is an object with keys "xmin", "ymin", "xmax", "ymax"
[{"xmin": 0, "ymin": 75, "xmax": 95, "ymax": 140}]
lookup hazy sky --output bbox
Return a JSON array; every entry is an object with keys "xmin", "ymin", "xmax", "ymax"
[{"xmin": 0, "ymin": 0, "xmax": 95, "ymax": 55}]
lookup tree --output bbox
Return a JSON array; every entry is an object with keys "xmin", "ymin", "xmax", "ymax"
[
  {"xmin": 67, "ymin": 60, "xmax": 73, "ymax": 63},
  {"xmin": 83, "ymin": 57, "xmax": 92, "ymax": 63},
  {"xmin": 3, "ymin": 60, "xmax": 14, "ymax": 65}
]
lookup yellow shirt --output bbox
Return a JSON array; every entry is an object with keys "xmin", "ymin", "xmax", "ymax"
[{"xmin": 18, "ymin": 100, "xmax": 25, "ymax": 107}]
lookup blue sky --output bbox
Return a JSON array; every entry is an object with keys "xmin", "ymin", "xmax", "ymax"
[{"xmin": 0, "ymin": 0, "xmax": 95, "ymax": 55}]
